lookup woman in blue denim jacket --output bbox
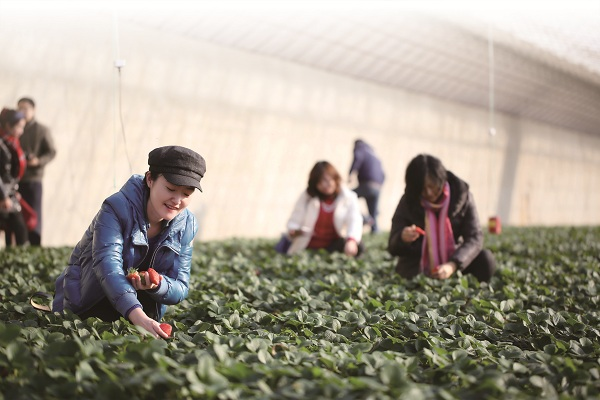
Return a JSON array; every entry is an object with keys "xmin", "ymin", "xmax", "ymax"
[{"xmin": 53, "ymin": 146, "xmax": 206, "ymax": 338}]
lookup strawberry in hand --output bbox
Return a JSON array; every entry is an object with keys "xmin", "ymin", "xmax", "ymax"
[
  {"xmin": 159, "ymin": 323, "xmax": 172, "ymax": 337},
  {"xmin": 126, "ymin": 267, "xmax": 139, "ymax": 281},
  {"xmin": 147, "ymin": 268, "xmax": 162, "ymax": 286}
]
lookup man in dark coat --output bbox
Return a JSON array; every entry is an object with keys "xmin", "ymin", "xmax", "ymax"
[{"xmin": 17, "ymin": 97, "xmax": 57, "ymax": 245}]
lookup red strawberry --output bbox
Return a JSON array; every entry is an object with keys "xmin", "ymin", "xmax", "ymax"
[
  {"xmin": 159, "ymin": 323, "xmax": 172, "ymax": 337},
  {"xmin": 148, "ymin": 268, "xmax": 161, "ymax": 286},
  {"xmin": 126, "ymin": 267, "xmax": 139, "ymax": 281}
]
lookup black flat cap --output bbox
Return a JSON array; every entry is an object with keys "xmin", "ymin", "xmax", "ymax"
[{"xmin": 148, "ymin": 146, "xmax": 206, "ymax": 191}]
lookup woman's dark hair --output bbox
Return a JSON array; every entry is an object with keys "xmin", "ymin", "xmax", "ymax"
[
  {"xmin": 0, "ymin": 108, "xmax": 25, "ymax": 129},
  {"xmin": 307, "ymin": 161, "xmax": 342, "ymax": 199},
  {"xmin": 404, "ymin": 154, "xmax": 447, "ymax": 205},
  {"xmin": 144, "ymin": 171, "xmax": 161, "ymax": 189}
]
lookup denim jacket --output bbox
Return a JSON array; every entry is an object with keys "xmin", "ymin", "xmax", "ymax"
[{"xmin": 52, "ymin": 174, "xmax": 198, "ymax": 321}]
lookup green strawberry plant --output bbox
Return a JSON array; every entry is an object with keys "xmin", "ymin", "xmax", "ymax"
[{"xmin": 0, "ymin": 227, "xmax": 599, "ymax": 399}]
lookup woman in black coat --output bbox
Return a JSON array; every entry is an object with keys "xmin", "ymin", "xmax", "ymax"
[{"xmin": 388, "ymin": 154, "xmax": 495, "ymax": 282}]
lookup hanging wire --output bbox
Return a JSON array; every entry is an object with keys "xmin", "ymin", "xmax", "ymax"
[
  {"xmin": 113, "ymin": 13, "xmax": 118, "ymax": 188},
  {"xmin": 487, "ymin": 23, "xmax": 497, "ymax": 225},
  {"xmin": 113, "ymin": 11, "xmax": 132, "ymax": 189},
  {"xmin": 488, "ymin": 24, "xmax": 496, "ymax": 137},
  {"xmin": 116, "ymin": 66, "xmax": 132, "ymax": 173}
]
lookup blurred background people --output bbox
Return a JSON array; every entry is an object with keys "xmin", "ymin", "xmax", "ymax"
[
  {"xmin": 17, "ymin": 97, "xmax": 57, "ymax": 246},
  {"xmin": 0, "ymin": 108, "xmax": 29, "ymax": 246},
  {"xmin": 277, "ymin": 161, "xmax": 364, "ymax": 257},
  {"xmin": 388, "ymin": 154, "xmax": 495, "ymax": 282},
  {"xmin": 348, "ymin": 139, "xmax": 385, "ymax": 234}
]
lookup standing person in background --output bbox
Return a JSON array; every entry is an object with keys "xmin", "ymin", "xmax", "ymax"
[
  {"xmin": 16, "ymin": 97, "xmax": 57, "ymax": 246},
  {"xmin": 277, "ymin": 161, "xmax": 364, "ymax": 257},
  {"xmin": 0, "ymin": 108, "xmax": 29, "ymax": 246},
  {"xmin": 388, "ymin": 154, "xmax": 495, "ymax": 282},
  {"xmin": 349, "ymin": 139, "xmax": 385, "ymax": 233}
]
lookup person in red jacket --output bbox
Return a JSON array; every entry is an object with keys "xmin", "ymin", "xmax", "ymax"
[
  {"xmin": 0, "ymin": 108, "xmax": 28, "ymax": 246},
  {"xmin": 388, "ymin": 154, "xmax": 495, "ymax": 282}
]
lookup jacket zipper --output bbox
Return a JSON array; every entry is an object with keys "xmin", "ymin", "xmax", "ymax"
[{"xmin": 145, "ymin": 239, "xmax": 180, "ymax": 320}]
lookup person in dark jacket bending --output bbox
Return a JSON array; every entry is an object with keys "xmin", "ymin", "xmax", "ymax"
[
  {"xmin": 53, "ymin": 146, "xmax": 206, "ymax": 338},
  {"xmin": 349, "ymin": 139, "xmax": 385, "ymax": 233},
  {"xmin": 388, "ymin": 154, "xmax": 495, "ymax": 282}
]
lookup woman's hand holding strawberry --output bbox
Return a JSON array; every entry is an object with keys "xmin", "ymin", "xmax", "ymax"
[
  {"xmin": 128, "ymin": 307, "xmax": 170, "ymax": 339},
  {"xmin": 126, "ymin": 267, "xmax": 162, "ymax": 290}
]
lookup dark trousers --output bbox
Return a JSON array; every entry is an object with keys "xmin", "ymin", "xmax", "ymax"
[
  {"xmin": 353, "ymin": 182, "xmax": 381, "ymax": 233},
  {"xmin": 79, "ymin": 292, "xmax": 159, "ymax": 322},
  {"xmin": 395, "ymin": 249, "xmax": 496, "ymax": 282},
  {"xmin": 18, "ymin": 181, "xmax": 42, "ymax": 245},
  {"xmin": 2, "ymin": 211, "xmax": 29, "ymax": 246}
]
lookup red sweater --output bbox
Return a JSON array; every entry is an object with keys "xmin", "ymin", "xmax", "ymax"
[{"xmin": 307, "ymin": 198, "xmax": 340, "ymax": 249}]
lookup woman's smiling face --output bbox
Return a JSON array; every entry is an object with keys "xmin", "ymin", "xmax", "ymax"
[{"xmin": 146, "ymin": 174, "xmax": 195, "ymax": 223}]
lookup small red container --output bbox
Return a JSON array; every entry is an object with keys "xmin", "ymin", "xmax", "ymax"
[{"xmin": 488, "ymin": 216, "xmax": 502, "ymax": 234}]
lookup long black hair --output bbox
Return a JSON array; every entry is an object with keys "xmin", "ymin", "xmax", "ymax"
[{"xmin": 404, "ymin": 154, "xmax": 447, "ymax": 206}]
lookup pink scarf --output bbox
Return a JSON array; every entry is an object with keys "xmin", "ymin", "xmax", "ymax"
[{"xmin": 420, "ymin": 182, "xmax": 455, "ymax": 276}]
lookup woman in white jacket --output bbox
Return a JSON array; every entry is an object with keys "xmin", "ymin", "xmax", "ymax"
[{"xmin": 280, "ymin": 161, "xmax": 364, "ymax": 257}]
